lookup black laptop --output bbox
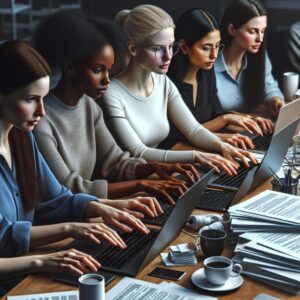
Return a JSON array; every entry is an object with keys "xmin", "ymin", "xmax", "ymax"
[
  {"xmin": 207, "ymin": 117, "xmax": 300, "ymax": 191},
  {"xmin": 196, "ymin": 166, "xmax": 257, "ymax": 212},
  {"xmin": 58, "ymin": 170, "xmax": 213, "ymax": 277}
]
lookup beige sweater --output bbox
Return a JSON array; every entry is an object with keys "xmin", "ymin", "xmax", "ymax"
[{"xmin": 34, "ymin": 93, "xmax": 145, "ymax": 198}]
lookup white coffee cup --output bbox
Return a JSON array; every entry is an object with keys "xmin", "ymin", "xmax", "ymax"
[
  {"xmin": 79, "ymin": 274, "xmax": 105, "ymax": 300},
  {"xmin": 283, "ymin": 72, "xmax": 299, "ymax": 102},
  {"xmin": 292, "ymin": 89, "xmax": 300, "ymax": 101},
  {"xmin": 204, "ymin": 256, "xmax": 242, "ymax": 286}
]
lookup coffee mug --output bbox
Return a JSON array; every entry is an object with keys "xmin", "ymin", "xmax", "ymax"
[
  {"xmin": 292, "ymin": 89, "xmax": 300, "ymax": 101},
  {"xmin": 79, "ymin": 273, "xmax": 105, "ymax": 300},
  {"xmin": 283, "ymin": 72, "xmax": 299, "ymax": 102},
  {"xmin": 204, "ymin": 256, "xmax": 242, "ymax": 286},
  {"xmin": 200, "ymin": 228, "xmax": 226, "ymax": 257}
]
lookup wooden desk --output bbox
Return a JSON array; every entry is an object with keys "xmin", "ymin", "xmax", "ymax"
[{"xmin": 2, "ymin": 179, "xmax": 299, "ymax": 300}]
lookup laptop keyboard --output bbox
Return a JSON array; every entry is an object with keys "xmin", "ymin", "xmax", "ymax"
[
  {"xmin": 195, "ymin": 189, "xmax": 236, "ymax": 211},
  {"xmin": 210, "ymin": 162, "xmax": 256, "ymax": 190},
  {"xmin": 143, "ymin": 202, "xmax": 173, "ymax": 225},
  {"xmin": 95, "ymin": 230, "xmax": 158, "ymax": 269},
  {"xmin": 252, "ymin": 134, "xmax": 273, "ymax": 151}
]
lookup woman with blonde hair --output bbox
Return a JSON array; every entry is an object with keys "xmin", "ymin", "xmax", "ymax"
[{"xmin": 103, "ymin": 4, "xmax": 256, "ymax": 175}]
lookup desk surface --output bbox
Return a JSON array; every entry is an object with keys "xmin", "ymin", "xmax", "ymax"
[{"xmin": 2, "ymin": 179, "xmax": 299, "ymax": 300}]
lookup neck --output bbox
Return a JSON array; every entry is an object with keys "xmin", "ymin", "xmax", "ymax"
[
  {"xmin": 223, "ymin": 42, "xmax": 246, "ymax": 71},
  {"xmin": 52, "ymin": 75, "xmax": 83, "ymax": 106},
  {"xmin": 182, "ymin": 64, "xmax": 199, "ymax": 85},
  {"xmin": 0, "ymin": 120, "xmax": 13, "ymax": 150},
  {"xmin": 117, "ymin": 59, "xmax": 153, "ymax": 95}
]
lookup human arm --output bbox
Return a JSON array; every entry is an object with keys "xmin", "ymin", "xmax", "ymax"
[
  {"xmin": 264, "ymin": 53, "xmax": 285, "ymax": 117},
  {"xmin": 0, "ymin": 250, "xmax": 100, "ymax": 278}
]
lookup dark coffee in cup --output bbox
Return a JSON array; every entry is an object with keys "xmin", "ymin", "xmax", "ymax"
[
  {"xmin": 200, "ymin": 229, "xmax": 226, "ymax": 257},
  {"xmin": 207, "ymin": 262, "xmax": 230, "ymax": 268}
]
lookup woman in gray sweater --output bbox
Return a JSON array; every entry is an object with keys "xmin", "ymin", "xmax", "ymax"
[{"xmin": 33, "ymin": 11, "xmax": 197, "ymax": 206}]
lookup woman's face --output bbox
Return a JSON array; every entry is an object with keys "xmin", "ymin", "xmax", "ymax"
[
  {"xmin": 135, "ymin": 27, "xmax": 176, "ymax": 74},
  {"xmin": 184, "ymin": 30, "xmax": 221, "ymax": 70},
  {"xmin": 230, "ymin": 15, "xmax": 267, "ymax": 54},
  {"xmin": 0, "ymin": 76, "xmax": 49, "ymax": 131},
  {"xmin": 71, "ymin": 44, "xmax": 115, "ymax": 100}
]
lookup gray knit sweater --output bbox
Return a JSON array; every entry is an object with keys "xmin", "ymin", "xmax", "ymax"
[{"xmin": 34, "ymin": 93, "xmax": 145, "ymax": 198}]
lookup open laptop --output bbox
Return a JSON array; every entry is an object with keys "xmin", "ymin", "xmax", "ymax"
[
  {"xmin": 195, "ymin": 166, "xmax": 257, "ymax": 212},
  {"xmin": 207, "ymin": 116, "xmax": 300, "ymax": 191},
  {"xmin": 244, "ymin": 97, "xmax": 300, "ymax": 152},
  {"xmin": 58, "ymin": 170, "xmax": 213, "ymax": 277}
]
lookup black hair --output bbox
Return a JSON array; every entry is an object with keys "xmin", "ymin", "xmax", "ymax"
[
  {"xmin": 33, "ymin": 10, "xmax": 109, "ymax": 71},
  {"xmin": 0, "ymin": 40, "xmax": 51, "ymax": 209},
  {"xmin": 88, "ymin": 17, "xmax": 127, "ymax": 77},
  {"xmin": 221, "ymin": 0, "xmax": 267, "ymax": 110},
  {"xmin": 168, "ymin": 8, "xmax": 219, "ymax": 82}
]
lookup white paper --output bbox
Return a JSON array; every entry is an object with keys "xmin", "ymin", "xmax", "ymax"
[
  {"xmin": 106, "ymin": 277, "xmax": 216, "ymax": 300},
  {"xmin": 7, "ymin": 290, "xmax": 78, "ymax": 300}
]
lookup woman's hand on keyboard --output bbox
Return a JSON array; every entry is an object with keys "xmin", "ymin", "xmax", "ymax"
[
  {"xmin": 85, "ymin": 202, "xmax": 150, "ymax": 235},
  {"xmin": 66, "ymin": 222, "xmax": 127, "ymax": 249},
  {"xmin": 219, "ymin": 142, "xmax": 257, "ymax": 168},
  {"xmin": 35, "ymin": 249, "xmax": 101, "ymax": 275},
  {"xmin": 140, "ymin": 162, "xmax": 200, "ymax": 184},
  {"xmin": 251, "ymin": 116, "xmax": 274, "ymax": 135},
  {"xmin": 103, "ymin": 197, "xmax": 164, "ymax": 218},
  {"xmin": 194, "ymin": 151, "xmax": 238, "ymax": 175},
  {"xmin": 216, "ymin": 133, "xmax": 254, "ymax": 150}
]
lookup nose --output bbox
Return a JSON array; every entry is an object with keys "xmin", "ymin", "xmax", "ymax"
[
  {"xmin": 209, "ymin": 47, "xmax": 218, "ymax": 59},
  {"xmin": 101, "ymin": 70, "xmax": 110, "ymax": 85},
  {"xmin": 162, "ymin": 48, "xmax": 172, "ymax": 61},
  {"xmin": 35, "ymin": 99, "xmax": 45, "ymax": 117},
  {"xmin": 256, "ymin": 32, "xmax": 264, "ymax": 42}
]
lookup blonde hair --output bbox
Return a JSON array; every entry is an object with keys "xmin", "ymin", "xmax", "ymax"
[{"xmin": 115, "ymin": 4, "xmax": 175, "ymax": 44}]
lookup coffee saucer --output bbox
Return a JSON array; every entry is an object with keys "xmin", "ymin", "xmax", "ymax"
[{"xmin": 191, "ymin": 268, "xmax": 243, "ymax": 292}]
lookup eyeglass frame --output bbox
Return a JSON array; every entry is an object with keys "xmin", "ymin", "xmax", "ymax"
[
  {"xmin": 139, "ymin": 41, "xmax": 180, "ymax": 59},
  {"xmin": 195, "ymin": 43, "xmax": 225, "ymax": 57}
]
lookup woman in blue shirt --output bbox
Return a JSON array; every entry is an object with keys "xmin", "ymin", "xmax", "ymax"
[
  {"xmin": 0, "ymin": 40, "xmax": 152, "ymax": 293},
  {"xmin": 215, "ymin": 0, "xmax": 284, "ymax": 131}
]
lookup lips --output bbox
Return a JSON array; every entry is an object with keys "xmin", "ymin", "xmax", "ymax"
[{"xmin": 27, "ymin": 119, "xmax": 40, "ymax": 126}]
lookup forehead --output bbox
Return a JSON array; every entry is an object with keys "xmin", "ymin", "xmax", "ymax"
[
  {"xmin": 194, "ymin": 30, "xmax": 221, "ymax": 45},
  {"xmin": 147, "ymin": 27, "xmax": 175, "ymax": 45},
  {"xmin": 241, "ymin": 15, "xmax": 267, "ymax": 29},
  {"xmin": 10, "ymin": 76, "xmax": 50, "ymax": 98},
  {"xmin": 84, "ymin": 44, "xmax": 115, "ymax": 65}
]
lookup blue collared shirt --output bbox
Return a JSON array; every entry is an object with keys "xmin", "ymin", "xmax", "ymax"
[
  {"xmin": 214, "ymin": 52, "xmax": 284, "ymax": 112},
  {"xmin": 0, "ymin": 132, "xmax": 97, "ymax": 256}
]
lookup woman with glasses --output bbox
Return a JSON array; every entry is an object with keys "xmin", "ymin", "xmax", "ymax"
[
  {"xmin": 164, "ymin": 8, "xmax": 265, "ymax": 150},
  {"xmin": 215, "ymin": 0, "xmax": 284, "ymax": 132},
  {"xmin": 103, "ymin": 4, "xmax": 256, "ymax": 175}
]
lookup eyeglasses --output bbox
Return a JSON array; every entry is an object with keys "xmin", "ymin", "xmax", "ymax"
[
  {"xmin": 197, "ymin": 43, "xmax": 225, "ymax": 57},
  {"xmin": 141, "ymin": 42, "xmax": 180, "ymax": 59}
]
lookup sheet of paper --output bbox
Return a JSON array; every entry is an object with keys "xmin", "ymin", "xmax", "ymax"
[
  {"xmin": 106, "ymin": 277, "xmax": 217, "ymax": 300},
  {"xmin": 7, "ymin": 290, "xmax": 78, "ymax": 300}
]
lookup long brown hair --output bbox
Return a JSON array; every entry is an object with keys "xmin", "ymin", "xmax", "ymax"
[{"xmin": 0, "ymin": 41, "xmax": 51, "ymax": 209}]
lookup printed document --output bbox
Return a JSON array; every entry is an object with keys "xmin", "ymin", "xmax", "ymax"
[{"xmin": 7, "ymin": 290, "xmax": 78, "ymax": 300}]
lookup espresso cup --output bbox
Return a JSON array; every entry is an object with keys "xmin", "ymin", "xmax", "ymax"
[
  {"xmin": 283, "ymin": 72, "xmax": 299, "ymax": 102},
  {"xmin": 200, "ymin": 229, "xmax": 226, "ymax": 257},
  {"xmin": 79, "ymin": 273, "xmax": 105, "ymax": 300},
  {"xmin": 204, "ymin": 256, "xmax": 242, "ymax": 286}
]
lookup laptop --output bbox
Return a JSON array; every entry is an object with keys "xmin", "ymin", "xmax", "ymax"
[
  {"xmin": 195, "ymin": 166, "xmax": 257, "ymax": 212},
  {"xmin": 58, "ymin": 170, "xmax": 213, "ymax": 277},
  {"xmin": 243, "ymin": 98, "xmax": 300, "ymax": 152},
  {"xmin": 207, "ymin": 116, "xmax": 300, "ymax": 191}
]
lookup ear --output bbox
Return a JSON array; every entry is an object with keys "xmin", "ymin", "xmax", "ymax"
[
  {"xmin": 179, "ymin": 39, "xmax": 189, "ymax": 54},
  {"xmin": 127, "ymin": 40, "xmax": 137, "ymax": 56},
  {"xmin": 227, "ymin": 23, "xmax": 235, "ymax": 36},
  {"xmin": 64, "ymin": 63, "xmax": 74, "ymax": 76}
]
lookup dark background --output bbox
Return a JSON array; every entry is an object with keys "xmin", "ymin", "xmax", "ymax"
[{"xmin": 82, "ymin": 0, "xmax": 300, "ymax": 87}]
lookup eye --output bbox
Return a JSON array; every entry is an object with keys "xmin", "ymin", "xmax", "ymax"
[
  {"xmin": 150, "ymin": 47, "xmax": 162, "ymax": 53},
  {"xmin": 24, "ymin": 96, "xmax": 36, "ymax": 103},
  {"xmin": 93, "ymin": 67, "xmax": 103, "ymax": 74},
  {"xmin": 248, "ymin": 29, "xmax": 256, "ymax": 34},
  {"xmin": 201, "ymin": 46, "xmax": 211, "ymax": 52}
]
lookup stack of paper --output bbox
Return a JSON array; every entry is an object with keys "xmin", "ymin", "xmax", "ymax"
[
  {"xmin": 228, "ymin": 190, "xmax": 300, "ymax": 294},
  {"xmin": 160, "ymin": 243, "xmax": 197, "ymax": 266},
  {"xmin": 228, "ymin": 190, "xmax": 300, "ymax": 235},
  {"xmin": 106, "ymin": 277, "xmax": 216, "ymax": 300}
]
